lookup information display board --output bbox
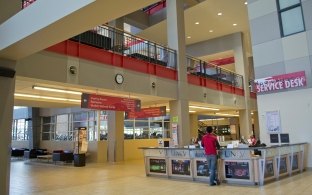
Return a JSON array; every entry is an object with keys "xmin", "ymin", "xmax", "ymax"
[
  {"xmin": 149, "ymin": 158, "xmax": 167, "ymax": 174},
  {"xmin": 277, "ymin": 156, "xmax": 288, "ymax": 174},
  {"xmin": 290, "ymin": 154, "xmax": 299, "ymax": 171},
  {"xmin": 225, "ymin": 161, "xmax": 250, "ymax": 180},
  {"xmin": 264, "ymin": 159, "xmax": 275, "ymax": 178},
  {"xmin": 171, "ymin": 159, "xmax": 191, "ymax": 176},
  {"xmin": 196, "ymin": 160, "xmax": 209, "ymax": 177}
]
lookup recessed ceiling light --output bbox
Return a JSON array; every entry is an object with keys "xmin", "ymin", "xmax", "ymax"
[
  {"xmin": 233, "ymin": 23, "xmax": 237, "ymax": 26},
  {"xmin": 209, "ymin": 30, "xmax": 213, "ymax": 33},
  {"xmin": 245, "ymin": 2, "xmax": 248, "ymax": 5},
  {"xmin": 217, "ymin": 12, "xmax": 222, "ymax": 16},
  {"xmin": 195, "ymin": 22, "xmax": 199, "ymax": 24},
  {"xmin": 187, "ymin": 36, "xmax": 191, "ymax": 39}
]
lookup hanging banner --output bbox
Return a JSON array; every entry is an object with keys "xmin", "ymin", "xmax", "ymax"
[
  {"xmin": 81, "ymin": 93, "xmax": 141, "ymax": 111},
  {"xmin": 255, "ymin": 71, "xmax": 306, "ymax": 94},
  {"xmin": 125, "ymin": 106, "xmax": 166, "ymax": 119},
  {"xmin": 171, "ymin": 123, "xmax": 178, "ymax": 146}
]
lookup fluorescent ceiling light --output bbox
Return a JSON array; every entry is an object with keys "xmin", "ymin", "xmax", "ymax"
[
  {"xmin": 189, "ymin": 110, "xmax": 196, "ymax": 113},
  {"xmin": 233, "ymin": 23, "xmax": 237, "ymax": 26},
  {"xmin": 216, "ymin": 113, "xmax": 239, "ymax": 117},
  {"xmin": 195, "ymin": 22, "xmax": 199, "ymax": 24},
  {"xmin": 166, "ymin": 109, "xmax": 170, "ymax": 111},
  {"xmin": 33, "ymin": 86, "xmax": 82, "ymax": 95},
  {"xmin": 199, "ymin": 118, "xmax": 225, "ymax": 121},
  {"xmin": 187, "ymin": 36, "xmax": 191, "ymax": 39},
  {"xmin": 217, "ymin": 12, "xmax": 222, "ymax": 16},
  {"xmin": 244, "ymin": 2, "xmax": 248, "ymax": 5},
  {"xmin": 209, "ymin": 30, "xmax": 213, "ymax": 33},
  {"xmin": 189, "ymin": 105, "xmax": 219, "ymax": 111},
  {"xmin": 14, "ymin": 93, "xmax": 81, "ymax": 103}
]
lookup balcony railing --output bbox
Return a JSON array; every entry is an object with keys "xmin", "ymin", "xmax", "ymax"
[
  {"xmin": 186, "ymin": 55, "xmax": 244, "ymax": 89},
  {"xmin": 70, "ymin": 25, "xmax": 177, "ymax": 69}
]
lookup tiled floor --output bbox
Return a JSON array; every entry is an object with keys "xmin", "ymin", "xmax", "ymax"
[{"xmin": 10, "ymin": 159, "xmax": 312, "ymax": 195}]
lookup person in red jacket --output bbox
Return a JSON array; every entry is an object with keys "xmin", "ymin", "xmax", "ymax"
[{"xmin": 201, "ymin": 126, "xmax": 220, "ymax": 186}]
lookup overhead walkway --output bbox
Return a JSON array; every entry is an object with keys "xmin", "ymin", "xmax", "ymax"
[{"xmin": 0, "ymin": 0, "xmax": 160, "ymax": 60}]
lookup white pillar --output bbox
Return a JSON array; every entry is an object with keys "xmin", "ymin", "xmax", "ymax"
[
  {"xmin": 233, "ymin": 33, "xmax": 252, "ymax": 138},
  {"xmin": 167, "ymin": 0, "xmax": 190, "ymax": 146},
  {"xmin": 0, "ymin": 59, "xmax": 16, "ymax": 195},
  {"xmin": 107, "ymin": 111, "xmax": 124, "ymax": 162}
]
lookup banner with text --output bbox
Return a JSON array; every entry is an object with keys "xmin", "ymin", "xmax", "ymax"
[
  {"xmin": 125, "ymin": 106, "xmax": 166, "ymax": 119},
  {"xmin": 81, "ymin": 93, "xmax": 141, "ymax": 111},
  {"xmin": 255, "ymin": 71, "xmax": 306, "ymax": 94}
]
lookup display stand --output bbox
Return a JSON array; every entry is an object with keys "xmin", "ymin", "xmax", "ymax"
[{"xmin": 74, "ymin": 127, "xmax": 88, "ymax": 167}]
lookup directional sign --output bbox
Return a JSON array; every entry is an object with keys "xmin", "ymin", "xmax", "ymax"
[{"xmin": 81, "ymin": 93, "xmax": 141, "ymax": 112}]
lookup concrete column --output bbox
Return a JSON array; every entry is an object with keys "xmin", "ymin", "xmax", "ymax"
[
  {"xmin": 167, "ymin": 0, "xmax": 190, "ymax": 146},
  {"xmin": 107, "ymin": 111, "xmax": 124, "ymax": 162},
  {"xmin": 189, "ymin": 114, "xmax": 198, "ymax": 140},
  {"xmin": 0, "ymin": 0, "xmax": 20, "ymax": 24},
  {"xmin": 0, "ymin": 58, "xmax": 16, "ymax": 195},
  {"xmin": 233, "ymin": 33, "xmax": 252, "ymax": 139}
]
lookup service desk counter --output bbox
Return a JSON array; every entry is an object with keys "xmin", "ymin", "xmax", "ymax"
[{"xmin": 140, "ymin": 143, "xmax": 307, "ymax": 186}]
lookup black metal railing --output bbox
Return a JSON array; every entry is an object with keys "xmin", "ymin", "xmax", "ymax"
[
  {"xmin": 70, "ymin": 25, "xmax": 177, "ymax": 69},
  {"xmin": 186, "ymin": 55, "xmax": 244, "ymax": 89},
  {"xmin": 21, "ymin": 0, "xmax": 36, "ymax": 9}
]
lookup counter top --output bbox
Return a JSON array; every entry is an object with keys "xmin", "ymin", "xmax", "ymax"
[{"xmin": 139, "ymin": 142, "xmax": 307, "ymax": 151}]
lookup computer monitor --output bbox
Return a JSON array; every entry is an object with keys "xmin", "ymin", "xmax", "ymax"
[
  {"xmin": 280, "ymin": 133, "xmax": 290, "ymax": 144},
  {"xmin": 270, "ymin": 134, "xmax": 279, "ymax": 144}
]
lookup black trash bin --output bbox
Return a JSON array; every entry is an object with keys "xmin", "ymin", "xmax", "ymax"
[{"xmin": 74, "ymin": 153, "xmax": 86, "ymax": 167}]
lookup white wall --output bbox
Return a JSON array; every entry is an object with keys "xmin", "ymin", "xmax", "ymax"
[{"xmin": 257, "ymin": 88, "xmax": 312, "ymax": 167}]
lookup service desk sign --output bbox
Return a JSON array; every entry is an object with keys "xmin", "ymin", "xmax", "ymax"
[
  {"xmin": 255, "ymin": 71, "xmax": 306, "ymax": 94},
  {"xmin": 81, "ymin": 93, "xmax": 141, "ymax": 112}
]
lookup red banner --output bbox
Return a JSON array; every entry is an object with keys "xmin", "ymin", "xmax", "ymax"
[
  {"xmin": 125, "ymin": 106, "xmax": 166, "ymax": 119},
  {"xmin": 255, "ymin": 71, "xmax": 306, "ymax": 93},
  {"xmin": 81, "ymin": 93, "xmax": 141, "ymax": 111}
]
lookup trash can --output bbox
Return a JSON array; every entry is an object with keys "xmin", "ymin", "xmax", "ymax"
[{"xmin": 74, "ymin": 153, "xmax": 86, "ymax": 167}]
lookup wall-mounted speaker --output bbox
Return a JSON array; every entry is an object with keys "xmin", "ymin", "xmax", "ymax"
[{"xmin": 0, "ymin": 67, "xmax": 15, "ymax": 78}]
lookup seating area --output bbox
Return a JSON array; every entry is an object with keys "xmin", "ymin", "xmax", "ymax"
[
  {"xmin": 127, "ymin": 53, "xmax": 167, "ymax": 67},
  {"xmin": 52, "ymin": 150, "xmax": 74, "ymax": 164},
  {"xmin": 11, "ymin": 148, "xmax": 28, "ymax": 158},
  {"xmin": 70, "ymin": 30, "xmax": 112, "ymax": 50},
  {"xmin": 24, "ymin": 149, "xmax": 48, "ymax": 159}
]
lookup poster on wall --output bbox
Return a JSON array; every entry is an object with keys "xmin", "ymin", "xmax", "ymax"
[{"xmin": 266, "ymin": 110, "xmax": 281, "ymax": 133}]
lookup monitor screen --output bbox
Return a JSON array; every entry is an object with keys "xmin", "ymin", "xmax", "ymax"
[
  {"xmin": 280, "ymin": 133, "xmax": 290, "ymax": 143},
  {"xmin": 270, "ymin": 134, "xmax": 279, "ymax": 143}
]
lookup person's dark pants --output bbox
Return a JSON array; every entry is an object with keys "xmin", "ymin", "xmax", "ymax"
[{"xmin": 206, "ymin": 154, "xmax": 217, "ymax": 185}]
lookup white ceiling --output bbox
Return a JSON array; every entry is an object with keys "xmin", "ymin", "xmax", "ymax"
[{"xmin": 13, "ymin": 0, "xmax": 253, "ymax": 116}]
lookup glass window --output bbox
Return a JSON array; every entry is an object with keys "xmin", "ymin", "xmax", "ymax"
[
  {"xmin": 124, "ymin": 116, "xmax": 171, "ymax": 140},
  {"xmin": 279, "ymin": 0, "xmax": 300, "ymax": 9},
  {"xmin": 277, "ymin": 0, "xmax": 305, "ymax": 37},
  {"xmin": 99, "ymin": 111, "xmax": 108, "ymax": 140},
  {"xmin": 280, "ymin": 7, "xmax": 304, "ymax": 36},
  {"xmin": 56, "ymin": 114, "xmax": 69, "ymax": 140},
  {"xmin": 12, "ymin": 119, "xmax": 29, "ymax": 141},
  {"xmin": 42, "ymin": 116, "xmax": 55, "ymax": 140}
]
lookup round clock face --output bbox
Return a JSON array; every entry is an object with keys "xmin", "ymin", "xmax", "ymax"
[{"xmin": 115, "ymin": 74, "xmax": 124, "ymax": 84}]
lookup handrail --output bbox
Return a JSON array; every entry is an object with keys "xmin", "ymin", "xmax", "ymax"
[
  {"xmin": 186, "ymin": 55, "xmax": 244, "ymax": 89},
  {"xmin": 70, "ymin": 24, "xmax": 177, "ymax": 69}
]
